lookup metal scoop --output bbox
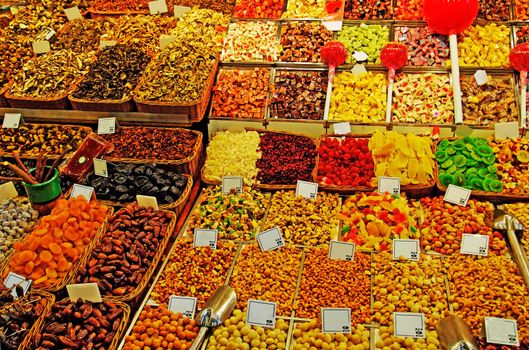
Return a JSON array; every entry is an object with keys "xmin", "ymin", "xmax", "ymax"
[
  {"xmin": 189, "ymin": 285, "xmax": 237, "ymax": 350},
  {"xmin": 437, "ymin": 315, "xmax": 478, "ymax": 350},
  {"xmin": 494, "ymin": 206, "xmax": 529, "ymax": 288}
]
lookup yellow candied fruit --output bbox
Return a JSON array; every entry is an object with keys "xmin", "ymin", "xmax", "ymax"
[{"xmin": 455, "ymin": 23, "xmax": 510, "ymax": 67}]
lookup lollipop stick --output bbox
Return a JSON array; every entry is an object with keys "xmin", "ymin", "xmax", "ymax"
[
  {"xmin": 385, "ymin": 69, "xmax": 395, "ymax": 124},
  {"xmin": 521, "ymin": 70, "xmax": 527, "ymax": 129},
  {"xmin": 449, "ymin": 34, "xmax": 463, "ymax": 124},
  {"xmin": 323, "ymin": 65, "xmax": 336, "ymax": 121}
]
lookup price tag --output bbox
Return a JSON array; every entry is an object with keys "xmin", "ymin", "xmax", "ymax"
[
  {"xmin": 378, "ymin": 176, "xmax": 401, "ymax": 195},
  {"xmin": 333, "ymin": 122, "xmax": 351, "ymax": 135},
  {"xmin": 256, "ymin": 227, "xmax": 284, "ymax": 252},
  {"xmin": 296, "ymin": 180, "xmax": 318, "ymax": 200},
  {"xmin": 352, "ymin": 51, "xmax": 369, "ymax": 62},
  {"xmin": 322, "ymin": 20, "xmax": 343, "ymax": 31},
  {"xmin": 3, "ymin": 272, "xmax": 31, "ymax": 298},
  {"xmin": 99, "ymin": 40, "xmax": 117, "ymax": 49},
  {"xmin": 32, "ymin": 40, "xmax": 50, "ymax": 54},
  {"xmin": 66, "ymin": 283, "xmax": 102, "ymax": 303},
  {"xmin": 136, "ymin": 195, "xmax": 159, "ymax": 210},
  {"xmin": 193, "ymin": 229, "xmax": 218, "ymax": 249},
  {"xmin": 392, "ymin": 239, "xmax": 420, "ymax": 261},
  {"xmin": 93, "ymin": 158, "xmax": 108, "ymax": 178},
  {"xmin": 71, "ymin": 184, "xmax": 94, "ymax": 201},
  {"xmin": 495, "ymin": 122, "xmax": 520, "ymax": 140},
  {"xmin": 64, "ymin": 6, "xmax": 82, "ymax": 20},
  {"xmin": 329, "ymin": 241, "xmax": 355, "ymax": 261},
  {"xmin": 321, "ymin": 308, "xmax": 351, "ymax": 333},
  {"xmin": 222, "ymin": 176, "xmax": 243, "ymax": 195},
  {"xmin": 149, "ymin": 0, "xmax": 168, "ymax": 14},
  {"xmin": 460, "ymin": 233, "xmax": 489, "ymax": 256},
  {"xmin": 0, "ymin": 182, "xmax": 18, "ymax": 202},
  {"xmin": 485, "ymin": 317, "xmax": 519, "ymax": 346},
  {"xmin": 174, "ymin": 5, "xmax": 191, "ymax": 17},
  {"xmin": 350, "ymin": 64, "xmax": 367, "ymax": 76},
  {"xmin": 168, "ymin": 296, "xmax": 197, "ymax": 319},
  {"xmin": 444, "ymin": 184, "xmax": 471, "ymax": 207},
  {"xmin": 393, "ymin": 312, "xmax": 425, "ymax": 338},
  {"xmin": 97, "ymin": 117, "xmax": 117, "ymax": 135},
  {"xmin": 2, "ymin": 113, "xmax": 22, "ymax": 128},
  {"xmin": 159, "ymin": 34, "xmax": 177, "ymax": 49},
  {"xmin": 246, "ymin": 300, "xmax": 276, "ymax": 328},
  {"xmin": 473, "ymin": 70, "xmax": 489, "ymax": 86}
]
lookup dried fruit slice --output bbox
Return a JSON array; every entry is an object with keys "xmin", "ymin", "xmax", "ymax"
[
  {"xmin": 517, "ymin": 150, "xmax": 529, "ymax": 163},
  {"xmin": 490, "ymin": 180, "xmax": 503, "ymax": 192},
  {"xmin": 453, "ymin": 155, "xmax": 466, "ymax": 167},
  {"xmin": 439, "ymin": 173, "xmax": 455, "ymax": 187},
  {"xmin": 476, "ymin": 145, "xmax": 493, "ymax": 157},
  {"xmin": 435, "ymin": 150, "xmax": 448, "ymax": 163}
]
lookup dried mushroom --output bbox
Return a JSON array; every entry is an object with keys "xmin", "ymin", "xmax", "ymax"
[
  {"xmin": 91, "ymin": 0, "xmax": 149, "ymax": 12},
  {"xmin": 8, "ymin": 5, "xmax": 65, "ymax": 37},
  {"xmin": 167, "ymin": 0, "xmax": 234, "ymax": 14},
  {"xmin": 52, "ymin": 18, "xmax": 117, "ymax": 52}
]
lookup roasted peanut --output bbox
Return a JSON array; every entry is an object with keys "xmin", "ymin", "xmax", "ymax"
[{"xmin": 293, "ymin": 320, "xmax": 370, "ymax": 349}]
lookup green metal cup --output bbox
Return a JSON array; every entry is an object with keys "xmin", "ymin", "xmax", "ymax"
[{"xmin": 22, "ymin": 167, "xmax": 62, "ymax": 203}]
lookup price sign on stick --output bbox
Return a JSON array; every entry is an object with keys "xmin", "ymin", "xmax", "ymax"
[
  {"xmin": 444, "ymin": 184, "xmax": 471, "ymax": 206},
  {"xmin": 168, "ymin": 296, "xmax": 197, "ymax": 319},
  {"xmin": 393, "ymin": 312, "xmax": 425, "ymax": 338},
  {"xmin": 4, "ymin": 272, "xmax": 31, "ymax": 298},
  {"xmin": 97, "ymin": 117, "xmax": 118, "ymax": 135},
  {"xmin": 256, "ymin": 227, "xmax": 284, "ymax": 251},
  {"xmin": 93, "ymin": 159, "xmax": 108, "ymax": 178},
  {"xmin": 222, "ymin": 176, "xmax": 243, "ymax": 195},
  {"xmin": 329, "ymin": 241, "xmax": 355, "ymax": 261},
  {"xmin": 392, "ymin": 239, "xmax": 420, "ymax": 261},
  {"xmin": 193, "ymin": 229, "xmax": 218, "ymax": 249},
  {"xmin": 246, "ymin": 300, "xmax": 276, "ymax": 328},
  {"xmin": 71, "ymin": 184, "xmax": 94, "ymax": 201},
  {"xmin": 67, "ymin": 283, "xmax": 102, "ymax": 303},
  {"xmin": 485, "ymin": 317, "xmax": 519, "ymax": 346},
  {"xmin": 296, "ymin": 180, "xmax": 318, "ymax": 200},
  {"xmin": 378, "ymin": 176, "xmax": 400, "ymax": 195},
  {"xmin": 2, "ymin": 113, "xmax": 22, "ymax": 128},
  {"xmin": 460, "ymin": 234, "xmax": 489, "ymax": 256},
  {"xmin": 321, "ymin": 308, "xmax": 351, "ymax": 333}
]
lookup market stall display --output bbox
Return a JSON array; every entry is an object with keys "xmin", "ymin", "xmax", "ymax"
[
  {"xmin": 395, "ymin": 0, "xmax": 424, "ymax": 19},
  {"xmin": 279, "ymin": 22, "xmax": 333, "ymax": 63},
  {"xmin": 221, "ymin": 21, "xmax": 280, "ymax": 62},
  {"xmin": 516, "ymin": 0, "xmax": 529, "ymax": 20},
  {"xmin": 455, "ymin": 24, "xmax": 511, "ymax": 68},
  {"xmin": 394, "ymin": 26, "xmax": 449, "ymax": 67},
  {"xmin": 344, "ymin": 0, "xmax": 392, "ymax": 19},
  {"xmin": 233, "ymin": 0, "xmax": 282, "ymax": 18},
  {"xmin": 167, "ymin": 0, "xmax": 234, "ymax": 14},
  {"xmin": 281, "ymin": 0, "xmax": 326, "ymax": 18},
  {"xmin": 337, "ymin": 24, "xmax": 389, "ymax": 65},
  {"xmin": 489, "ymin": 137, "xmax": 529, "ymax": 195},
  {"xmin": 293, "ymin": 321, "xmax": 371, "ymax": 349},
  {"xmin": 90, "ymin": 0, "xmax": 149, "ymax": 15},
  {"xmin": 477, "ymin": 0, "xmax": 510, "ymax": 20},
  {"xmin": 52, "ymin": 18, "xmax": 117, "ymax": 53}
]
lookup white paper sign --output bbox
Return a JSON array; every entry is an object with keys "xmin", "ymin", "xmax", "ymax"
[
  {"xmin": 0, "ymin": 182, "xmax": 18, "ymax": 202},
  {"xmin": 2, "ymin": 113, "xmax": 22, "ymax": 128},
  {"xmin": 3, "ymin": 272, "xmax": 31, "ymax": 298},
  {"xmin": 93, "ymin": 158, "xmax": 108, "ymax": 178},
  {"xmin": 159, "ymin": 34, "xmax": 177, "ymax": 49},
  {"xmin": 444, "ymin": 184, "xmax": 471, "ymax": 207},
  {"xmin": 174, "ymin": 5, "xmax": 191, "ymax": 17},
  {"xmin": 460, "ymin": 233, "xmax": 489, "ymax": 256},
  {"xmin": 168, "ymin": 296, "xmax": 197, "ymax": 319},
  {"xmin": 321, "ymin": 308, "xmax": 351, "ymax": 333},
  {"xmin": 393, "ymin": 312, "xmax": 425, "ymax": 338},
  {"xmin": 329, "ymin": 241, "xmax": 355, "ymax": 261},
  {"xmin": 149, "ymin": 0, "xmax": 168, "ymax": 14},
  {"xmin": 64, "ymin": 6, "xmax": 82, "ymax": 20},
  {"xmin": 222, "ymin": 176, "xmax": 243, "ymax": 195},
  {"xmin": 71, "ymin": 184, "xmax": 94, "ymax": 201},
  {"xmin": 485, "ymin": 317, "xmax": 519, "ymax": 346},
  {"xmin": 136, "ymin": 195, "xmax": 159, "ymax": 210},
  {"xmin": 322, "ymin": 20, "xmax": 343, "ymax": 31},
  {"xmin": 296, "ymin": 180, "xmax": 318, "ymax": 200},
  {"xmin": 333, "ymin": 122, "xmax": 351, "ymax": 135},
  {"xmin": 495, "ymin": 122, "xmax": 520, "ymax": 140},
  {"xmin": 351, "ymin": 64, "xmax": 367, "ymax": 76},
  {"xmin": 474, "ymin": 70, "xmax": 488, "ymax": 86},
  {"xmin": 353, "ymin": 51, "xmax": 369, "ymax": 62},
  {"xmin": 256, "ymin": 227, "xmax": 284, "ymax": 252},
  {"xmin": 246, "ymin": 300, "xmax": 276, "ymax": 328},
  {"xmin": 99, "ymin": 40, "xmax": 117, "ymax": 49},
  {"xmin": 97, "ymin": 117, "xmax": 117, "ymax": 135},
  {"xmin": 392, "ymin": 239, "xmax": 420, "ymax": 261},
  {"xmin": 378, "ymin": 176, "xmax": 401, "ymax": 195},
  {"xmin": 193, "ymin": 229, "xmax": 218, "ymax": 249},
  {"xmin": 32, "ymin": 40, "xmax": 50, "ymax": 54},
  {"xmin": 66, "ymin": 283, "xmax": 102, "ymax": 303}
]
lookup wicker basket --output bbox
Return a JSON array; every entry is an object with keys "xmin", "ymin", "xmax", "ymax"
[
  {"xmin": 133, "ymin": 60, "xmax": 219, "ymax": 122},
  {"xmin": 0, "ymin": 81, "xmax": 9, "ymax": 107},
  {"xmin": 69, "ymin": 94, "xmax": 135, "ymax": 112},
  {"xmin": 18, "ymin": 290, "xmax": 55, "ymax": 350},
  {"xmin": 5, "ymin": 89, "xmax": 72, "ymax": 110}
]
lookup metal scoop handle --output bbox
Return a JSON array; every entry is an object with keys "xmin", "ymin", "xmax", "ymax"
[{"xmin": 507, "ymin": 227, "xmax": 529, "ymax": 288}]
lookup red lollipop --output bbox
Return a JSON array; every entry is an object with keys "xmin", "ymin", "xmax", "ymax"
[
  {"xmin": 380, "ymin": 43, "xmax": 407, "ymax": 124},
  {"xmin": 423, "ymin": 0, "xmax": 479, "ymax": 124},
  {"xmin": 510, "ymin": 43, "xmax": 529, "ymax": 128},
  {"xmin": 321, "ymin": 41, "xmax": 348, "ymax": 120}
]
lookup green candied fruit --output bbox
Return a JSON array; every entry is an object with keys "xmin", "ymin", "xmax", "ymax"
[
  {"xmin": 476, "ymin": 145, "xmax": 493, "ymax": 157},
  {"xmin": 441, "ymin": 159, "xmax": 453, "ymax": 169},
  {"xmin": 490, "ymin": 180, "xmax": 503, "ymax": 193},
  {"xmin": 435, "ymin": 150, "xmax": 448, "ymax": 163},
  {"xmin": 439, "ymin": 173, "xmax": 456, "ymax": 187},
  {"xmin": 453, "ymin": 155, "xmax": 466, "ymax": 167},
  {"xmin": 337, "ymin": 24, "xmax": 389, "ymax": 64}
]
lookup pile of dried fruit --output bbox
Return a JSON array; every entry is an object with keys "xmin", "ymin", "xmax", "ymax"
[
  {"xmin": 0, "ymin": 197, "xmax": 38, "ymax": 263},
  {"xmin": 233, "ymin": 0, "xmax": 283, "ymax": 18},
  {"xmin": 293, "ymin": 321, "xmax": 371, "ymax": 349},
  {"xmin": 168, "ymin": 0, "xmax": 234, "ymax": 14},
  {"xmin": 489, "ymin": 137, "xmax": 529, "ymax": 194},
  {"xmin": 91, "ymin": 0, "xmax": 149, "ymax": 12},
  {"xmin": 279, "ymin": 22, "xmax": 333, "ymax": 63},
  {"xmin": 52, "ymin": 18, "xmax": 117, "ymax": 53},
  {"xmin": 375, "ymin": 325, "xmax": 441, "ymax": 349},
  {"xmin": 221, "ymin": 21, "xmax": 280, "ymax": 62}
]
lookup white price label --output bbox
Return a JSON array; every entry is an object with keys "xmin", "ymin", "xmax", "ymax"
[
  {"xmin": 222, "ymin": 176, "xmax": 243, "ymax": 195},
  {"xmin": 64, "ymin": 6, "xmax": 82, "ymax": 20},
  {"xmin": 136, "ymin": 195, "xmax": 159, "ymax": 210},
  {"xmin": 444, "ymin": 184, "xmax": 471, "ymax": 207},
  {"xmin": 393, "ymin": 312, "xmax": 425, "ymax": 338},
  {"xmin": 329, "ymin": 241, "xmax": 355, "ymax": 261},
  {"xmin": 246, "ymin": 300, "xmax": 276, "ymax": 328},
  {"xmin": 392, "ymin": 239, "xmax": 420, "ymax": 261},
  {"xmin": 93, "ymin": 158, "xmax": 108, "ymax": 178},
  {"xmin": 460, "ymin": 234, "xmax": 489, "ymax": 256},
  {"xmin": 333, "ymin": 122, "xmax": 351, "ymax": 135},
  {"xmin": 378, "ymin": 176, "xmax": 401, "ymax": 195},
  {"xmin": 2, "ymin": 113, "xmax": 22, "ymax": 128},
  {"xmin": 168, "ymin": 296, "xmax": 197, "ymax": 319},
  {"xmin": 352, "ymin": 51, "xmax": 369, "ymax": 62},
  {"xmin": 296, "ymin": 180, "xmax": 318, "ymax": 200},
  {"xmin": 159, "ymin": 34, "xmax": 177, "ymax": 49},
  {"xmin": 149, "ymin": 0, "xmax": 168, "ymax": 14},
  {"xmin": 322, "ymin": 20, "xmax": 343, "ymax": 31},
  {"xmin": 71, "ymin": 184, "xmax": 94, "ymax": 201},
  {"xmin": 473, "ymin": 70, "xmax": 489, "ymax": 86},
  {"xmin": 32, "ymin": 40, "xmax": 50, "ymax": 54},
  {"xmin": 485, "ymin": 317, "xmax": 519, "ymax": 346},
  {"xmin": 193, "ymin": 229, "xmax": 218, "ymax": 249},
  {"xmin": 97, "ymin": 117, "xmax": 118, "ymax": 135},
  {"xmin": 99, "ymin": 40, "xmax": 117, "ymax": 49},
  {"xmin": 0, "ymin": 182, "xmax": 18, "ymax": 202},
  {"xmin": 256, "ymin": 227, "xmax": 284, "ymax": 252},
  {"xmin": 350, "ymin": 64, "xmax": 367, "ymax": 76},
  {"xmin": 3, "ymin": 272, "xmax": 31, "ymax": 298},
  {"xmin": 174, "ymin": 5, "xmax": 191, "ymax": 17},
  {"xmin": 66, "ymin": 283, "xmax": 102, "ymax": 303},
  {"xmin": 495, "ymin": 122, "xmax": 520, "ymax": 140},
  {"xmin": 321, "ymin": 308, "xmax": 351, "ymax": 333}
]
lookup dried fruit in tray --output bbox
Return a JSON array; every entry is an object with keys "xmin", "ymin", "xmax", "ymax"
[
  {"xmin": 229, "ymin": 244, "xmax": 302, "ymax": 316},
  {"xmin": 344, "ymin": 0, "xmax": 393, "ymax": 19},
  {"xmin": 32, "ymin": 0, "xmax": 95, "ymax": 13},
  {"xmin": 337, "ymin": 24, "xmax": 389, "ymax": 65},
  {"xmin": 8, "ymin": 4, "xmax": 66, "ymax": 37},
  {"xmin": 293, "ymin": 321, "xmax": 370, "ymax": 349},
  {"xmin": 186, "ymin": 185, "xmax": 270, "ymax": 241},
  {"xmin": 516, "ymin": 26, "xmax": 529, "ymax": 44},
  {"xmin": 369, "ymin": 131, "xmax": 434, "ymax": 186},
  {"xmin": 395, "ymin": 0, "xmax": 424, "ymax": 19},
  {"xmin": 279, "ymin": 22, "xmax": 333, "ymax": 63},
  {"xmin": 454, "ymin": 24, "xmax": 510, "ymax": 68},
  {"xmin": 516, "ymin": 0, "xmax": 529, "ymax": 20},
  {"xmin": 203, "ymin": 130, "xmax": 260, "ymax": 184},
  {"xmin": 91, "ymin": 0, "xmax": 149, "ymax": 12},
  {"xmin": 221, "ymin": 21, "xmax": 280, "ymax": 62},
  {"xmin": 211, "ymin": 68, "xmax": 270, "ymax": 119},
  {"xmin": 375, "ymin": 326, "xmax": 441, "ymax": 349},
  {"xmin": 316, "ymin": 137, "xmax": 375, "ymax": 187},
  {"xmin": 0, "ymin": 198, "xmax": 39, "ymax": 264},
  {"xmin": 295, "ymin": 247, "xmax": 370, "ymax": 322},
  {"xmin": 477, "ymin": 0, "xmax": 510, "ymax": 21},
  {"xmin": 340, "ymin": 193, "xmax": 418, "ymax": 251},
  {"xmin": 263, "ymin": 190, "xmax": 340, "ymax": 246},
  {"xmin": 394, "ymin": 26, "xmax": 449, "ymax": 67},
  {"xmin": 269, "ymin": 70, "xmax": 327, "ymax": 120},
  {"xmin": 233, "ymin": 0, "xmax": 284, "ymax": 18},
  {"xmin": 53, "ymin": 18, "xmax": 117, "ymax": 53},
  {"xmin": 373, "ymin": 253, "xmax": 449, "ymax": 330},
  {"xmin": 282, "ymin": 0, "xmax": 326, "ymax": 18},
  {"xmin": 435, "ymin": 137, "xmax": 502, "ymax": 192},
  {"xmin": 151, "ymin": 238, "xmax": 237, "ymax": 308},
  {"xmin": 329, "ymin": 71, "xmax": 386, "ymax": 122},
  {"xmin": 489, "ymin": 138, "xmax": 529, "ymax": 194},
  {"xmin": 418, "ymin": 196, "xmax": 507, "ymax": 256},
  {"xmin": 168, "ymin": 0, "xmax": 234, "ymax": 14},
  {"xmin": 0, "ymin": 33, "xmax": 33, "ymax": 91}
]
